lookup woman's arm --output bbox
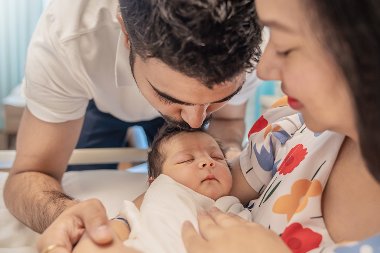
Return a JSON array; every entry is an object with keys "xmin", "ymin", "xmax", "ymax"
[
  {"xmin": 182, "ymin": 208, "xmax": 291, "ymax": 253},
  {"xmin": 229, "ymin": 158, "xmax": 259, "ymax": 205}
]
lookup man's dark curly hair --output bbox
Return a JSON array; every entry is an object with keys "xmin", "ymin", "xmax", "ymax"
[
  {"xmin": 147, "ymin": 125, "xmax": 228, "ymax": 179},
  {"xmin": 119, "ymin": 0, "xmax": 262, "ymax": 87}
]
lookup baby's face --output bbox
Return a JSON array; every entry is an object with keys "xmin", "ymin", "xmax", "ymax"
[{"xmin": 161, "ymin": 132, "xmax": 232, "ymax": 200}]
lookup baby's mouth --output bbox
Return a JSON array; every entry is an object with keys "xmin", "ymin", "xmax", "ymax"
[{"xmin": 201, "ymin": 174, "xmax": 217, "ymax": 183}]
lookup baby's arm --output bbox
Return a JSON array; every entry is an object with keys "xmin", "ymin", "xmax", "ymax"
[
  {"xmin": 229, "ymin": 157, "xmax": 259, "ymax": 205},
  {"xmin": 73, "ymin": 193, "xmax": 145, "ymax": 253}
]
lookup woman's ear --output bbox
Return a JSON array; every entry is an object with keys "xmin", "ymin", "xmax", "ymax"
[{"xmin": 117, "ymin": 13, "xmax": 131, "ymax": 49}]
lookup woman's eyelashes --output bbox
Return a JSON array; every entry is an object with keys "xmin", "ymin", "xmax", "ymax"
[{"xmin": 276, "ymin": 48, "xmax": 293, "ymax": 57}]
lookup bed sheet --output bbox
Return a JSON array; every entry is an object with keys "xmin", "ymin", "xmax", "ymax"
[{"xmin": 0, "ymin": 169, "xmax": 148, "ymax": 253}]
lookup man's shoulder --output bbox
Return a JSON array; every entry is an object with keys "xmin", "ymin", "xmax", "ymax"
[{"xmin": 45, "ymin": 0, "xmax": 120, "ymax": 41}]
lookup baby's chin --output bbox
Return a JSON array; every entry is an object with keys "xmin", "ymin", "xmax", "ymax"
[{"xmin": 199, "ymin": 187, "xmax": 229, "ymax": 201}]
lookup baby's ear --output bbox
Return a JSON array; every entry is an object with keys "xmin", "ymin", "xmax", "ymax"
[{"xmin": 148, "ymin": 176, "xmax": 155, "ymax": 185}]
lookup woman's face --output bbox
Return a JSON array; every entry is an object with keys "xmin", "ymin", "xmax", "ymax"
[{"xmin": 256, "ymin": 0, "xmax": 357, "ymax": 139}]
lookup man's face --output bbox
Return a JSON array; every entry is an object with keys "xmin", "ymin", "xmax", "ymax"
[{"xmin": 130, "ymin": 52, "xmax": 246, "ymax": 129}]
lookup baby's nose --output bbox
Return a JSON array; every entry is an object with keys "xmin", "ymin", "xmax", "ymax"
[{"xmin": 198, "ymin": 161, "xmax": 215, "ymax": 168}]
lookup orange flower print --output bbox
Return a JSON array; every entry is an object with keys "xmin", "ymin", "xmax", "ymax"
[
  {"xmin": 278, "ymin": 144, "xmax": 308, "ymax": 175},
  {"xmin": 263, "ymin": 124, "xmax": 283, "ymax": 139},
  {"xmin": 248, "ymin": 115, "xmax": 268, "ymax": 138},
  {"xmin": 271, "ymin": 96, "xmax": 289, "ymax": 108},
  {"xmin": 273, "ymin": 179, "xmax": 322, "ymax": 221},
  {"xmin": 281, "ymin": 223, "xmax": 322, "ymax": 253}
]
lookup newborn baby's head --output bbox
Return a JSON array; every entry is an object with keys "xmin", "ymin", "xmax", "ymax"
[{"xmin": 148, "ymin": 126, "xmax": 232, "ymax": 200}]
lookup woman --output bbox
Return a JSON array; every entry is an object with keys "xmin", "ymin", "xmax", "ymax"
[{"xmin": 182, "ymin": 0, "xmax": 380, "ymax": 252}]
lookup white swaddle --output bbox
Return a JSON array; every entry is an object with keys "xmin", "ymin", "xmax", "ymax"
[{"xmin": 121, "ymin": 174, "xmax": 251, "ymax": 253}]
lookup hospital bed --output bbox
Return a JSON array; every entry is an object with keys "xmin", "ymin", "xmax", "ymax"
[{"xmin": 0, "ymin": 148, "xmax": 150, "ymax": 253}]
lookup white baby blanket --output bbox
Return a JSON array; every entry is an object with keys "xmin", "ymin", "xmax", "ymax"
[{"xmin": 121, "ymin": 174, "xmax": 251, "ymax": 253}]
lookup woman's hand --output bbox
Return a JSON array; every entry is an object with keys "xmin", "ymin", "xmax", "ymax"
[{"xmin": 182, "ymin": 208, "xmax": 291, "ymax": 253}]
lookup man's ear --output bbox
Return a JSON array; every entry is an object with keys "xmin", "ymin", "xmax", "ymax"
[{"xmin": 117, "ymin": 13, "xmax": 131, "ymax": 49}]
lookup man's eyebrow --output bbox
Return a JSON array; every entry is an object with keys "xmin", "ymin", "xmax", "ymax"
[{"xmin": 148, "ymin": 81, "xmax": 244, "ymax": 106}]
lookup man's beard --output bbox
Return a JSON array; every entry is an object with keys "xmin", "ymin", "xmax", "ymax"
[{"xmin": 160, "ymin": 113, "xmax": 212, "ymax": 130}]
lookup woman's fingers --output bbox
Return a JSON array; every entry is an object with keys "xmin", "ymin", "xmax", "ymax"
[
  {"xmin": 208, "ymin": 207, "xmax": 249, "ymax": 228},
  {"xmin": 181, "ymin": 221, "xmax": 208, "ymax": 253}
]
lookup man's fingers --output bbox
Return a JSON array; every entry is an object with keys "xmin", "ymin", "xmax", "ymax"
[
  {"xmin": 36, "ymin": 219, "xmax": 83, "ymax": 253},
  {"xmin": 181, "ymin": 221, "xmax": 208, "ymax": 253},
  {"xmin": 78, "ymin": 199, "xmax": 113, "ymax": 244}
]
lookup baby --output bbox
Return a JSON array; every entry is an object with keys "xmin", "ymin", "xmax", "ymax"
[
  {"xmin": 73, "ymin": 125, "xmax": 250, "ymax": 253},
  {"xmin": 121, "ymin": 126, "xmax": 250, "ymax": 253}
]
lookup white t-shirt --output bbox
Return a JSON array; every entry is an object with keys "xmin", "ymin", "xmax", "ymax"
[{"xmin": 23, "ymin": 0, "xmax": 260, "ymax": 123}]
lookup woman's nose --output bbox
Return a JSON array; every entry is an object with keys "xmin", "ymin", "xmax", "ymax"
[{"xmin": 256, "ymin": 43, "xmax": 282, "ymax": 81}]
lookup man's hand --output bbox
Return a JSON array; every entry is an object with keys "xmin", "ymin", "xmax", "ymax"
[
  {"xmin": 182, "ymin": 208, "xmax": 291, "ymax": 253},
  {"xmin": 36, "ymin": 199, "xmax": 113, "ymax": 253}
]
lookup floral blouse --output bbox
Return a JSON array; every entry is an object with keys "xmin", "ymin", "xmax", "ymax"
[{"xmin": 240, "ymin": 102, "xmax": 380, "ymax": 253}]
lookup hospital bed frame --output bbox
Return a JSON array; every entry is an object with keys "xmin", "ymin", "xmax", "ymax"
[{"xmin": 0, "ymin": 148, "xmax": 148, "ymax": 171}]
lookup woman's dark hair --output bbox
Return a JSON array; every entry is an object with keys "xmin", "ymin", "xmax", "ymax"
[
  {"xmin": 147, "ymin": 125, "xmax": 227, "ymax": 179},
  {"xmin": 119, "ymin": 0, "xmax": 262, "ymax": 87},
  {"xmin": 304, "ymin": 0, "xmax": 380, "ymax": 182}
]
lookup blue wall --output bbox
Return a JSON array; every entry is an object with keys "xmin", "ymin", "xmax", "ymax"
[{"xmin": 0, "ymin": 0, "xmax": 47, "ymax": 128}]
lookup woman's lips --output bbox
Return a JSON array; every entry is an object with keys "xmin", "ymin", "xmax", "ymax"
[{"xmin": 287, "ymin": 96, "xmax": 303, "ymax": 110}]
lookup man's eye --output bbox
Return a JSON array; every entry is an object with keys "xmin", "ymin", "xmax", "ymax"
[{"xmin": 158, "ymin": 95, "xmax": 173, "ymax": 105}]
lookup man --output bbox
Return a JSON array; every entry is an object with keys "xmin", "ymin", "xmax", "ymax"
[{"xmin": 4, "ymin": 0, "xmax": 262, "ymax": 250}]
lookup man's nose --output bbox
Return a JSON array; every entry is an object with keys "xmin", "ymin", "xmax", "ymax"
[{"xmin": 181, "ymin": 105, "xmax": 208, "ymax": 128}]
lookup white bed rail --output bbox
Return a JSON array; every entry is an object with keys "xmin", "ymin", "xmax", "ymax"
[{"xmin": 0, "ymin": 148, "xmax": 148, "ymax": 170}]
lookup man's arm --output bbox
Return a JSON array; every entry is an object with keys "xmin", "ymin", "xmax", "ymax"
[
  {"xmin": 3, "ymin": 108, "xmax": 84, "ymax": 232},
  {"xmin": 207, "ymin": 102, "xmax": 247, "ymax": 159}
]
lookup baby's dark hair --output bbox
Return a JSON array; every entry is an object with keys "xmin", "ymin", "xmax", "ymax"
[{"xmin": 147, "ymin": 125, "xmax": 228, "ymax": 179}]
